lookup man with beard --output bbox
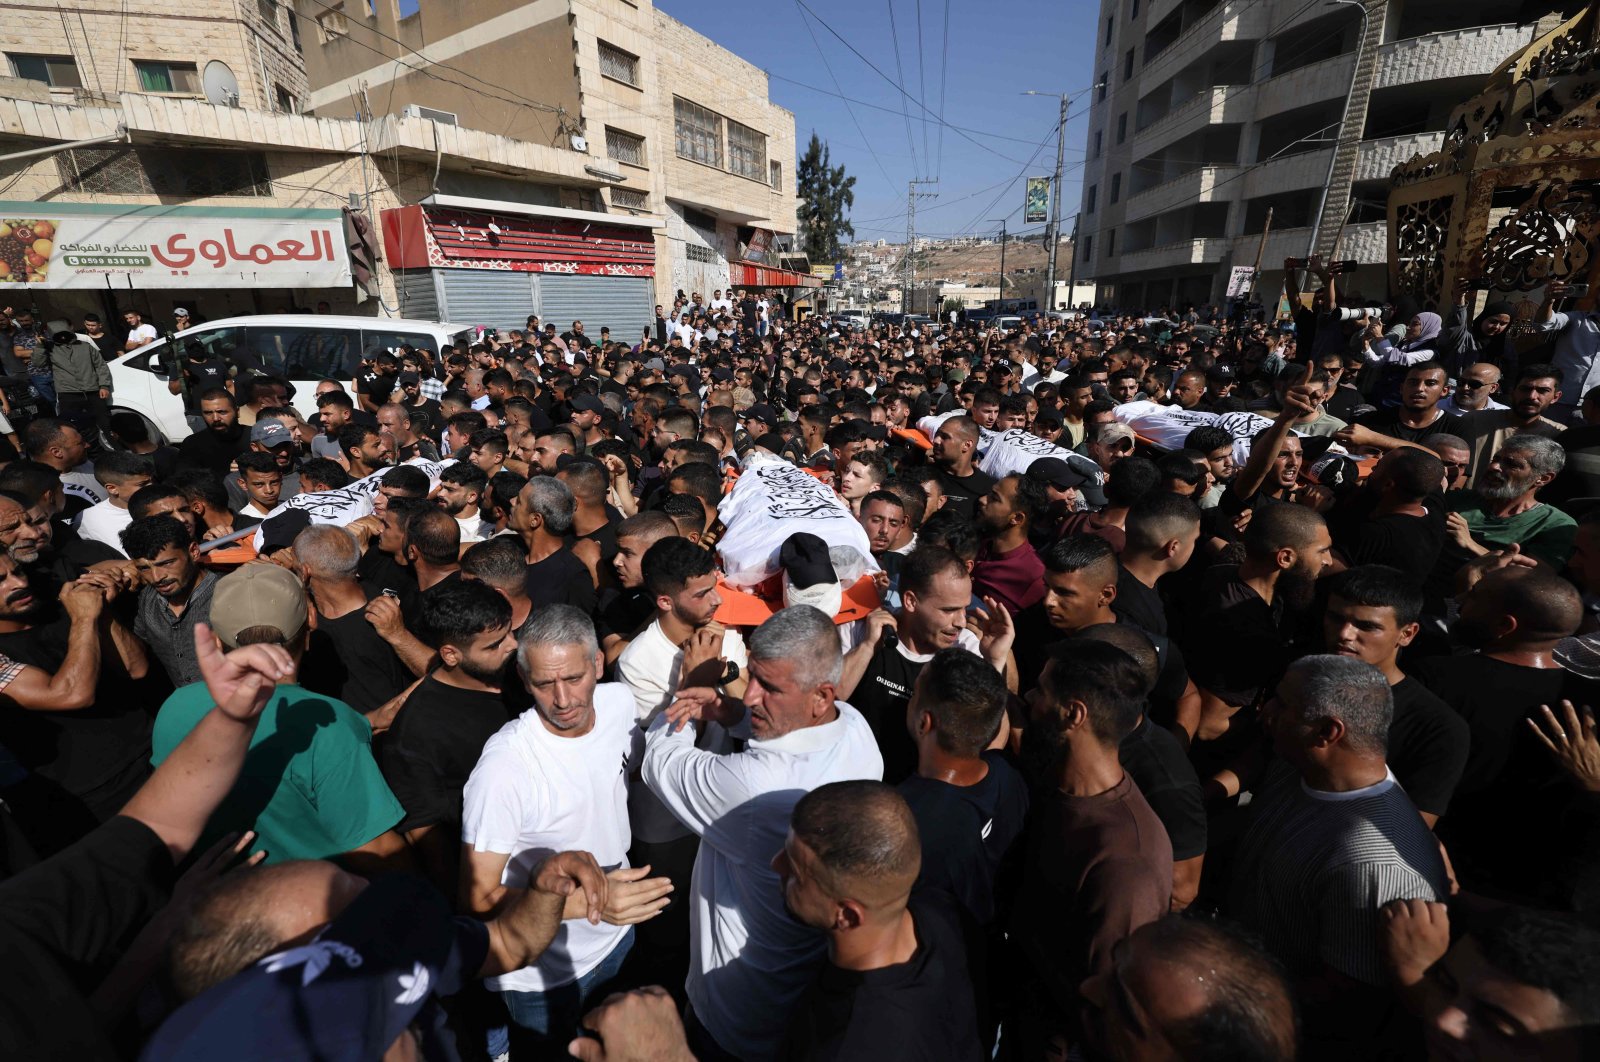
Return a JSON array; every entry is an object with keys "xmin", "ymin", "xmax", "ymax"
[
  {"xmin": 1219, "ymin": 385, "xmax": 1319, "ymax": 524},
  {"xmin": 434, "ymin": 462, "xmax": 493, "ymax": 544},
  {"xmin": 378, "ymin": 578, "xmax": 517, "ymax": 893},
  {"xmin": 1348, "ymin": 360, "xmax": 1460, "ymax": 444},
  {"xmin": 615, "ymin": 538, "xmax": 746, "ymax": 1000},
  {"xmin": 0, "ymin": 554, "xmax": 154, "ymax": 854},
  {"xmin": 972, "ymin": 473, "xmax": 1048, "ymax": 616},
  {"xmin": 175, "ymin": 388, "xmax": 250, "ymax": 479},
  {"xmin": 1413, "ymin": 565, "xmax": 1594, "ymax": 902},
  {"xmin": 1175, "ymin": 502, "xmax": 1332, "ymax": 766},
  {"xmin": 930, "ymin": 415, "xmax": 995, "ymax": 523},
  {"xmin": 1431, "ymin": 434, "xmax": 1576, "ymax": 619},
  {"xmin": 1009, "ymin": 638, "xmax": 1172, "ymax": 1059},
  {"xmin": 123, "ymin": 515, "xmax": 216, "ymax": 688},
  {"xmin": 462, "ymin": 605, "xmax": 670, "ymax": 1059},
  {"xmin": 1456, "ymin": 363, "xmax": 1566, "ymax": 485},
  {"xmin": 310, "ymin": 390, "xmax": 355, "ymax": 460},
  {"xmin": 840, "ymin": 546, "xmax": 1013, "ymax": 783},
  {"xmin": 377, "ymin": 401, "xmax": 439, "ymax": 462}
]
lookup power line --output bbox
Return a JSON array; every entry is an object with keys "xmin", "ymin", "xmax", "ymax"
[
  {"xmin": 884, "ymin": 0, "xmax": 922, "ymax": 176},
  {"xmin": 915, "ymin": 0, "xmax": 929, "ymax": 172},
  {"xmin": 934, "ymin": 0, "xmax": 950, "ymax": 180},
  {"xmin": 794, "ymin": 0, "xmax": 900, "ymax": 200}
]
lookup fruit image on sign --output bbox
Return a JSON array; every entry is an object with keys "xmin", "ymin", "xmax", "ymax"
[{"xmin": 0, "ymin": 219, "xmax": 57, "ymax": 283}]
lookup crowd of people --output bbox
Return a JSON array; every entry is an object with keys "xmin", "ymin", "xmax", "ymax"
[{"xmin": 2, "ymin": 265, "xmax": 1600, "ymax": 1061}]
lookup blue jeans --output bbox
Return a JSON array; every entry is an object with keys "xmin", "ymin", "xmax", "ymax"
[
  {"xmin": 29, "ymin": 374, "xmax": 54, "ymax": 409},
  {"xmin": 486, "ymin": 927, "xmax": 633, "ymax": 1059}
]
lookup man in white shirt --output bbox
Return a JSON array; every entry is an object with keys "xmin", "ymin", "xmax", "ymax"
[
  {"xmin": 615, "ymin": 538, "xmax": 747, "ymax": 994},
  {"xmin": 462, "ymin": 605, "xmax": 672, "ymax": 1057},
  {"xmin": 121, "ymin": 309, "xmax": 158, "ymax": 351},
  {"xmin": 75, "ymin": 450, "xmax": 154, "ymax": 556},
  {"xmin": 643, "ymin": 605, "xmax": 884, "ymax": 1061},
  {"xmin": 433, "ymin": 462, "xmax": 493, "ymax": 544}
]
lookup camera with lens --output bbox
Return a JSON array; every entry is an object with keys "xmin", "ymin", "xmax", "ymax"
[{"xmin": 1335, "ymin": 306, "xmax": 1387, "ymax": 322}]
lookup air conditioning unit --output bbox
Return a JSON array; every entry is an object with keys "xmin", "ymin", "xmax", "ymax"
[{"xmin": 401, "ymin": 103, "xmax": 458, "ymax": 126}]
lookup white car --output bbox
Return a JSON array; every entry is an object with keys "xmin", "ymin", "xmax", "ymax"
[{"xmin": 107, "ymin": 314, "xmax": 475, "ymax": 441}]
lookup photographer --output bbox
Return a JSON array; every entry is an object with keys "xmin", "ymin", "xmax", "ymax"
[
  {"xmin": 1533, "ymin": 278, "xmax": 1598, "ymax": 424},
  {"xmin": 35, "ymin": 320, "xmax": 112, "ymax": 442}
]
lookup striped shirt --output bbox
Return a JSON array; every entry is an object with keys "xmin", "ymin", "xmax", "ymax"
[{"xmin": 1230, "ymin": 762, "xmax": 1447, "ymax": 985}]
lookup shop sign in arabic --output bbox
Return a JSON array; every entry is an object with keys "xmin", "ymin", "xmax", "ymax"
[{"xmin": 15, "ymin": 208, "xmax": 351, "ymax": 290}]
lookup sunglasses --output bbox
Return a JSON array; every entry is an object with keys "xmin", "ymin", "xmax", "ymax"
[{"xmin": 1459, "ymin": 379, "xmax": 1490, "ymax": 389}]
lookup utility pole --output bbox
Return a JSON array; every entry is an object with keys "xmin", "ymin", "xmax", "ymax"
[
  {"xmin": 1066, "ymin": 214, "xmax": 1079, "ymax": 312},
  {"xmin": 990, "ymin": 218, "xmax": 1008, "ymax": 311},
  {"xmin": 1046, "ymin": 92, "xmax": 1067, "ymax": 309},
  {"xmin": 903, "ymin": 178, "xmax": 937, "ymax": 314}
]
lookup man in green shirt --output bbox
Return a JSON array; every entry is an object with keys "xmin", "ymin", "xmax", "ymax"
[
  {"xmin": 151, "ymin": 563, "xmax": 407, "ymax": 870},
  {"xmin": 1443, "ymin": 434, "xmax": 1575, "ymax": 572}
]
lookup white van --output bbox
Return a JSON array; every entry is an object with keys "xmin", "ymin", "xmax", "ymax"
[{"xmin": 107, "ymin": 314, "xmax": 475, "ymax": 442}]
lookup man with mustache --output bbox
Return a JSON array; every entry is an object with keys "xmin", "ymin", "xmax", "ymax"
[
  {"xmin": 1440, "ymin": 434, "xmax": 1576, "ymax": 575},
  {"xmin": 123, "ymin": 515, "xmax": 215, "ymax": 688},
  {"xmin": 175, "ymin": 388, "xmax": 251, "ymax": 480}
]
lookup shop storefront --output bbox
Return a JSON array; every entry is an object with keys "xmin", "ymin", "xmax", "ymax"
[
  {"xmin": 381, "ymin": 195, "xmax": 661, "ymax": 335},
  {"xmin": 0, "ymin": 201, "xmax": 355, "ymax": 324}
]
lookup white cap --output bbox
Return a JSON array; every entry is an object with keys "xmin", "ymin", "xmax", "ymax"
[{"xmin": 173, "ymin": 307, "xmax": 190, "ymax": 316}]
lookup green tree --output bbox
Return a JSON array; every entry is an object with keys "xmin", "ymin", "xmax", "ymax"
[
  {"xmin": 941, "ymin": 297, "xmax": 964, "ymax": 315},
  {"xmin": 796, "ymin": 133, "xmax": 856, "ymax": 262}
]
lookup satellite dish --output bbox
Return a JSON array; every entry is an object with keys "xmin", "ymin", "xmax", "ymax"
[{"xmin": 202, "ymin": 61, "xmax": 242, "ymax": 107}]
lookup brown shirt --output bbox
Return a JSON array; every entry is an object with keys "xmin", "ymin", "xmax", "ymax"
[
  {"xmin": 1456, "ymin": 408, "xmax": 1564, "ymax": 488},
  {"xmin": 1009, "ymin": 772, "xmax": 1173, "ymax": 1031}
]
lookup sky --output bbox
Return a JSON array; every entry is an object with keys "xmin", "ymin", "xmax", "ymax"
[{"xmin": 657, "ymin": 0, "xmax": 1100, "ymax": 247}]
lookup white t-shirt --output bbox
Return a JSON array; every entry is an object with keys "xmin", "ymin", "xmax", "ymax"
[
  {"xmin": 616, "ymin": 620, "xmax": 747, "ymax": 843},
  {"xmin": 126, "ymin": 323, "xmax": 158, "ymax": 348},
  {"xmin": 461, "ymin": 682, "xmax": 636, "ymax": 992},
  {"xmin": 454, "ymin": 511, "xmax": 493, "ymax": 544},
  {"xmin": 75, "ymin": 499, "xmax": 133, "ymax": 556},
  {"xmin": 61, "ymin": 468, "xmax": 107, "ymax": 509}
]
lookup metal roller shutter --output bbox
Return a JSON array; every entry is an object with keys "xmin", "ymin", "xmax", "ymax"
[
  {"xmin": 393, "ymin": 270, "xmax": 439, "ymax": 322},
  {"xmin": 438, "ymin": 269, "xmax": 536, "ymax": 330},
  {"xmin": 535, "ymin": 275, "xmax": 652, "ymax": 340}
]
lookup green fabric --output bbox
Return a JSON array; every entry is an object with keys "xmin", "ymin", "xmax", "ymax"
[
  {"xmin": 1446, "ymin": 492, "xmax": 1578, "ymax": 570},
  {"xmin": 137, "ymin": 64, "xmax": 172, "ymax": 93},
  {"xmin": 151, "ymin": 682, "xmax": 403, "ymax": 864}
]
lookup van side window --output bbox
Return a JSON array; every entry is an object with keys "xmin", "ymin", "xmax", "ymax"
[
  {"xmin": 244, "ymin": 326, "xmax": 355, "ymax": 380},
  {"xmin": 139, "ymin": 327, "xmax": 245, "ymax": 376},
  {"xmin": 363, "ymin": 330, "xmax": 438, "ymax": 359}
]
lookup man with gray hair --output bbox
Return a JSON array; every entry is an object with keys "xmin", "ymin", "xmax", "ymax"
[
  {"xmin": 461, "ymin": 604, "xmax": 672, "ymax": 1057},
  {"xmin": 1229, "ymin": 653, "xmax": 1448, "ymax": 1052},
  {"xmin": 643, "ymin": 604, "xmax": 883, "ymax": 1061},
  {"xmin": 510, "ymin": 474, "xmax": 596, "ymax": 614},
  {"xmin": 1442, "ymin": 432, "xmax": 1575, "ymax": 571}
]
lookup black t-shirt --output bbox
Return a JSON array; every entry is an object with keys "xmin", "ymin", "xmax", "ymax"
[
  {"xmin": 1174, "ymin": 564, "xmax": 1288, "ymax": 708},
  {"xmin": 1387, "ymin": 676, "xmax": 1470, "ymax": 820},
  {"xmin": 1112, "ymin": 566, "xmax": 1168, "ymax": 636},
  {"xmin": 594, "ymin": 586, "xmax": 652, "ymax": 643},
  {"xmin": 1355, "ymin": 408, "xmax": 1462, "ymax": 444},
  {"xmin": 179, "ymin": 358, "xmax": 230, "ymax": 411},
  {"xmin": 524, "ymin": 547, "xmax": 597, "ymax": 616},
  {"xmin": 175, "ymin": 423, "xmax": 251, "ymax": 479},
  {"xmin": 1119, "ymin": 716, "xmax": 1207, "ymax": 861},
  {"xmin": 1328, "ymin": 492, "xmax": 1445, "ymax": 575},
  {"xmin": 849, "ymin": 637, "xmax": 932, "ymax": 783},
  {"xmin": 301, "ymin": 592, "xmax": 414, "ymax": 715},
  {"xmin": 780, "ymin": 891, "xmax": 983, "ymax": 1062},
  {"xmin": 938, "ymin": 468, "xmax": 996, "ymax": 523},
  {"xmin": 0, "ymin": 615, "xmax": 153, "ymax": 827},
  {"xmin": 897, "ymin": 751, "xmax": 1029, "ymax": 926},
  {"xmin": 0, "ymin": 816, "xmax": 174, "ymax": 1058},
  {"xmin": 358, "ymin": 548, "xmax": 421, "ymax": 617},
  {"xmin": 1324, "ymin": 383, "xmax": 1364, "ymax": 423},
  {"xmin": 405, "ymin": 397, "xmax": 446, "ymax": 439},
  {"xmin": 377, "ymin": 674, "xmax": 510, "ymax": 833},
  {"xmin": 357, "ymin": 369, "xmax": 397, "ymax": 405}
]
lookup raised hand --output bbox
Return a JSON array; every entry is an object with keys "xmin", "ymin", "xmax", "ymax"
[
  {"xmin": 59, "ymin": 578, "xmax": 106, "ymax": 622},
  {"xmin": 192, "ymin": 621, "xmax": 294, "ymax": 722},
  {"xmin": 971, "ymin": 595, "xmax": 1015, "ymax": 669},
  {"xmin": 1527, "ymin": 700, "xmax": 1600, "ymax": 792}
]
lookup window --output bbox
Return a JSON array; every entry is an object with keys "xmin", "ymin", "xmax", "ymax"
[
  {"xmin": 57, "ymin": 146, "xmax": 272, "ymax": 197},
  {"xmin": 316, "ymin": 10, "xmax": 347, "ymax": 42},
  {"xmin": 1107, "ymin": 228, "xmax": 1116, "ymax": 255},
  {"xmin": 288, "ymin": 10, "xmax": 303, "ymax": 51},
  {"xmin": 1116, "ymin": 113, "xmax": 1127, "ymax": 144},
  {"xmin": 136, "ymin": 327, "xmax": 244, "ymax": 377},
  {"xmin": 1098, "ymin": 75, "xmax": 1108, "ymax": 102},
  {"xmin": 598, "ymin": 41, "xmax": 639, "ymax": 87},
  {"xmin": 611, "ymin": 187, "xmax": 649, "ymax": 210},
  {"xmin": 1104, "ymin": 17, "xmax": 1113, "ymax": 45},
  {"xmin": 247, "ymin": 325, "xmax": 357, "ymax": 379},
  {"xmin": 605, "ymin": 126, "xmax": 646, "ymax": 167},
  {"xmin": 363, "ymin": 329, "xmax": 439, "ymax": 357},
  {"xmin": 687, "ymin": 243, "xmax": 717, "ymax": 263},
  {"xmin": 1082, "ymin": 235, "xmax": 1093, "ymax": 262},
  {"xmin": 257, "ymin": 0, "xmax": 278, "ymax": 30},
  {"xmin": 1110, "ymin": 173, "xmax": 1121, "ymax": 202},
  {"xmin": 727, "ymin": 120, "xmax": 767, "ymax": 181},
  {"xmin": 134, "ymin": 60, "xmax": 200, "ymax": 94},
  {"xmin": 1130, "ymin": 0, "xmax": 1139, "ymax": 17},
  {"xmin": 274, "ymin": 85, "xmax": 298, "ymax": 114},
  {"xmin": 1093, "ymin": 130, "xmax": 1102, "ymax": 158},
  {"xmin": 11, "ymin": 54, "xmax": 83, "ymax": 89},
  {"xmin": 770, "ymin": 160, "xmax": 783, "ymax": 189},
  {"xmin": 1124, "ymin": 48, "xmax": 1135, "ymax": 81},
  {"xmin": 674, "ymin": 97, "xmax": 721, "ymax": 167},
  {"xmin": 1086, "ymin": 184, "xmax": 1098, "ymax": 213}
]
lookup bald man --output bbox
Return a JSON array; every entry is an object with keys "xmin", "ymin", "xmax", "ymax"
[
  {"xmin": 775, "ymin": 781, "xmax": 983, "ymax": 1060},
  {"xmin": 931, "ymin": 415, "xmax": 995, "ymax": 523}
]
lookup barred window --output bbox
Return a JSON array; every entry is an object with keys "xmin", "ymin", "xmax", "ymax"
[
  {"xmin": 686, "ymin": 243, "xmax": 717, "ymax": 263},
  {"xmin": 674, "ymin": 97, "xmax": 721, "ymax": 168},
  {"xmin": 598, "ymin": 41, "xmax": 639, "ymax": 87},
  {"xmin": 770, "ymin": 160, "xmax": 782, "ymax": 190},
  {"xmin": 727, "ymin": 120, "xmax": 766, "ymax": 181},
  {"xmin": 605, "ymin": 127, "xmax": 645, "ymax": 167},
  {"xmin": 56, "ymin": 146, "xmax": 272, "ymax": 197},
  {"xmin": 611, "ymin": 187, "xmax": 648, "ymax": 210}
]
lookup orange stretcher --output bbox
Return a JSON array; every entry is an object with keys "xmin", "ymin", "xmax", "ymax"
[{"xmin": 714, "ymin": 573, "xmax": 881, "ymax": 628}]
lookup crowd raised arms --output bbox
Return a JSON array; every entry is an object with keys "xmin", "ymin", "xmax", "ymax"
[{"xmin": 0, "ymin": 284, "xmax": 1598, "ymax": 1061}]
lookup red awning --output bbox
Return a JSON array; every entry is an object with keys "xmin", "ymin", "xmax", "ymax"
[
  {"xmin": 381, "ymin": 204, "xmax": 654, "ymax": 276},
  {"xmin": 730, "ymin": 261, "xmax": 823, "ymax": 288}
]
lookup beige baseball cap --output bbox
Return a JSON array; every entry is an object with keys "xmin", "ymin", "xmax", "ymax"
[{"xmin": 209, "ymin": 564, "xmax": 308, "ymax": 648}]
